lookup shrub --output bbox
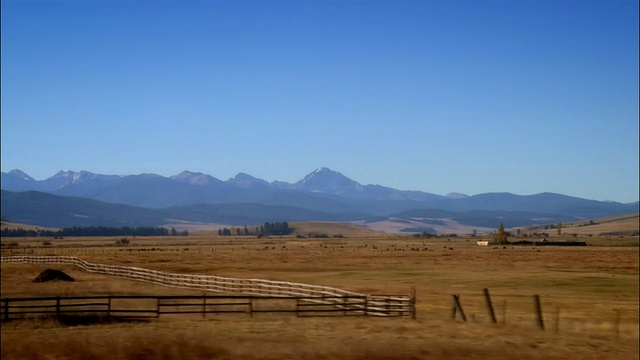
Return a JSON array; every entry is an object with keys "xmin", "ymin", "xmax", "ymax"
[
  {"xmin": 310, "ymin": 233, "xmax": 329, "ymax": 238},
  {"xmin": 115, "ymin": 238, "xmax": 130, "ymax": 246}
]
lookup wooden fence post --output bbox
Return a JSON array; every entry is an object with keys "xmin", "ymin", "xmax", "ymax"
[
  {"xmin": 386, "ymin": 297, "xmax": 391, "ymax": 315},
  {"xmin": 4, "ymin": 300, "xmax": 9, "ymax": 321},
  {"xmin": 534, "ymin": 295, "xmax": 544, "ymax": 330},
  {"xmin": 451, "ymin": 295, "xmax": 456, "ymax": 320},
  {"xmin": 343, "ymin": 296, "xmax": 348, "ymax": 316},
  {"xmin": 411, "ymin": 286, "xmax": 417, "ymax": 320},
  {"xmin": 364, "ymin": 296, "xmax": 369, "ymax": 317},
  {"xmin": 614, "ymin": 309, "xmax": 621, "ymax": 341},
  {"xmin": 483, "ymin": 288, "xmax": 497, "ymax": 323},
  {"xmin": 56, "ymin": 297, "xmax": 61, "ymax": 318},
  {"xmin": 202, "ymin": 294, "xmax": 207, "ymax": 319},
  {"xmin": 156, "ymin": 298, "xmax": 160, "ymax": 318},
  {"xmin": 502, "ymin": 300, "xmax": 507, "ymax": 324},
  {"xmin": 249, "ymin": 297, "xmax": 254, "ymax": 318},
  {"xmin": 452, "ymin": 294, "xmax": 467, "ymax": 322},
  {"xmin": 107, "ymin": 296, "xmax": 112, "ymax": 318}
]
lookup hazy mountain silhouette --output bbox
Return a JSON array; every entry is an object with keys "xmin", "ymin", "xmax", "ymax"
[{"xmin": 2, "ymin": 168, "xmax": 637, "ymax": 230}]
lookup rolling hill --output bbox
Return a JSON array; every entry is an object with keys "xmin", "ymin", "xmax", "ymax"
[{"xmin": 518, "ymin": 213, "xmax": 639, "ymax": 236}]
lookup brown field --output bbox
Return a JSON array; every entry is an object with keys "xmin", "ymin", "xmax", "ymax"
[
  {"xmin": 519, "ymin": 213, "xmax": 640, "ymax": 237},
  {"xmin": 1, "ymin": 226, "xmax": 639, "ymax": 359},
  {"xmin": 291, "ymin": 221, "xmax": 388, "ymax": 237},
  {"xmin": 1, "ymin": 221, "xmax": 59, "ymax": 232}
]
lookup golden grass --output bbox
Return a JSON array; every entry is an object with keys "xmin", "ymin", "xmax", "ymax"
[
  {"xmin": 520, "ymin": 213, "xmax": 639, "ymax": 236},
  {"xmin": 0, "ymin": 221, "xmax": 58, "ymax": 231},
  {"xmin": 289, "ymin": 221, "xmax": 387, "ymax": 237},
  {"xmin": 1, "ymin": 235, "xmax": 639, "ymax": 359},
  {"xmin": 2, "ymin": 316, "xmax": 637, "ymax": 360}
]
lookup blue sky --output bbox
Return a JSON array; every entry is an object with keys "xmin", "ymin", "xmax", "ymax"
[{"xmin": 1, "ymin": 0, "xmax": 638, "ymax": 203}]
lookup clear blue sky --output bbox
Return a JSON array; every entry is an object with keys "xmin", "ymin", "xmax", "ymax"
[{"xmin": 2, "ymin": 0, "xmax": 638, "ymax": 203}]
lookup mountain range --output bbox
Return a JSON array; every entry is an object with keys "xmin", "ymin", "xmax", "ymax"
[{"xmin": 1, "ymin": 168, "xmax": 638, "ymax": 233}]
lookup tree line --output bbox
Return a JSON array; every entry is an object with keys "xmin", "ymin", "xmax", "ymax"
[
  {"xmin": 218, "ymin": 221, "xmax": 292, "ymax": 237},
  {"xmin": 0, "ymin": 226, "xmax": 188, "ymax": 238}
]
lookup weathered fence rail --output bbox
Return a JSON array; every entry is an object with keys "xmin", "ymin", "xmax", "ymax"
[{"xmin": 0, "ymin": 255, "xmax": 415, "ymax": 318}]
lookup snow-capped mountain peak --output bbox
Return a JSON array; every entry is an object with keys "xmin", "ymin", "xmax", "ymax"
[
  {"xmin": 52, "ymin": 169, "xmax": 81, "ymax": 182},
  {"xmin": 54, "ymin": 169, "xmax": 73, "ymax": 177},
  {"xmin": 7, "ymin": 169, "xmax": 35, "ymax": 181},
  {"xmin": 227, "ymin": 172, "xmax": 270, "ymax": 188},
  {"xmin": 171, "ymin": 171, "xmax": 218, "ymax": 185},
  {"xmin": 294, "ymin": 168, "xmax": 364, "ymax": 194},
  {"xmin": 51, "ymin": 170, "xmax": 106, "ymax": 184}
]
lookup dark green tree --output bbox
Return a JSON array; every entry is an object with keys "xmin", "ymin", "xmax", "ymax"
[{"xmin": 493, "ymin": 222, "xmax": 509, "ymax": 244}]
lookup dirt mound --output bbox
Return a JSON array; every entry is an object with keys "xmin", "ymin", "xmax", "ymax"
[{"xmin": 32, "ymin": 269, "xmax": 75, "ymax": 283}]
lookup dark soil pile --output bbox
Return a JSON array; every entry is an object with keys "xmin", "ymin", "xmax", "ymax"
[{"xmin": 32, "ymin": 269, "xmax": 75, "ymax": 283}]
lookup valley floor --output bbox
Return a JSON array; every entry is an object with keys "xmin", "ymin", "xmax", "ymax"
[{"xmin": 1, "ymin": 235, "xmax": 638, "ymax": 359}]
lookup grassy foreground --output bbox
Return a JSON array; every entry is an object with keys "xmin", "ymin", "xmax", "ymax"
[
  {"xmin": 1, "ymin": 234, "xmax": 638, "ymax": 359},
  {"xmin": 2, "ymin": 316, "xmax": 636, "ymax": 360}
]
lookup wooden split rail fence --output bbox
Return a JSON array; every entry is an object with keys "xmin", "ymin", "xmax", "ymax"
[
  {"xmin": 0, "ymin": 256, "xmax": 415, "ymax": 319},
  {"xmin": 0, "ymin": 294, "xmax": 407, "ymax": 320}
]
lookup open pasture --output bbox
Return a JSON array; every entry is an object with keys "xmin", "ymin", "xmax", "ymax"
[{"xmin": 1, "ymin": 234, "xmax": 638, "ymax": 359}]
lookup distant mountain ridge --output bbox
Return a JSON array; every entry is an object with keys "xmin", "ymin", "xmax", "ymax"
[
  {"xmin": 1, "ymin": 167, "xmax": 449, "ymax": 208},
  {"xmin": 1, "ymin": 168, "xmax": 638, "ymax": 231}
]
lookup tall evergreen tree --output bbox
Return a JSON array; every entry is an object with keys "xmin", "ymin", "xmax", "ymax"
[{"xmin": 494, "ymin": 222, "xmax": 508, "ymax": 244}]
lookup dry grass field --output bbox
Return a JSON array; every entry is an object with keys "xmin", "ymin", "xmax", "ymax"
[
  {"xmin": 1, "ymin": 221, "xmax": 58, "ymax": 232},
  {"xmin": 519, "ymin": 213, "xmax": 640, "ymax": 237},
  {"xmin": 1, "ymin": 226, "xmax": 638, "ymax": 359}
]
